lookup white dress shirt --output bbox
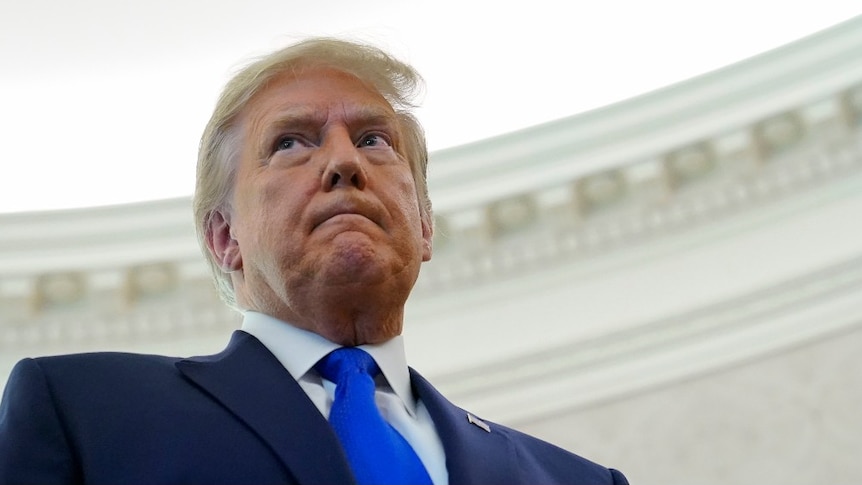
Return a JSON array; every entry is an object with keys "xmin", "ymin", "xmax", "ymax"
[{"xmin": 241, "ymin": 311, "xmax": 448, "ymax": 485}]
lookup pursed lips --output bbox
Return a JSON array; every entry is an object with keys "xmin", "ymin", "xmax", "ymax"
[{"xmin": 312, "ymin": 200, "xmax": 382, "ymax": 231}]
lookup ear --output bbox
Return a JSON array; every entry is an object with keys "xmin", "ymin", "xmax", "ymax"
[
  {"xmin": 420, "ymin": 212, "xmax": 433, "ymax": 262},
  {"xmin": 205, "ymin": 210, "xmax": 243, "ymax": 272}
]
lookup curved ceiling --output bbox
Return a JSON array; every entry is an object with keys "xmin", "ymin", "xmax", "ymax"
[{"xmin": 1, "ymin": 1, "xmax": 859, "ymax": 213}]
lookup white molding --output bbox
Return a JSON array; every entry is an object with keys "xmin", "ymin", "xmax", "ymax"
[{"xmin": 428, "ymin": 17, "xmax": 862, "ymax": 213}]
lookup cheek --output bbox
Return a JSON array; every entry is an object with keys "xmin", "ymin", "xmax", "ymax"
[
  {"xmin": 389, "ymin": 173, "xmax": 425, "ymax": 230},
  {"xmin": 233, "ymin": 176, "xmax": 308, "ymax": 247},
  {"xmin": 255, "ymin": 169, "xmax": 317, "ymax": 214}
]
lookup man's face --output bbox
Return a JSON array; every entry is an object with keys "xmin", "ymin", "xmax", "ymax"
[{"xmin": 209, "ymin": 67, "xmax": 432, "ymax": 343}]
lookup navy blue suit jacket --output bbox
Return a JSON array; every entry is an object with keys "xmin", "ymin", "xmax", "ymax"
[{"xmin": 0, "ymin": 331, "xmax": 627, "ymax": 484}]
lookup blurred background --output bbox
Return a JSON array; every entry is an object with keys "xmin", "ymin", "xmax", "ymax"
[{"xmin": 1, "ymin": 2, "xmax": 861, "ymax": 483}]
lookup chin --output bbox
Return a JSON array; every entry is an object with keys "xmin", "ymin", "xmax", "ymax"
[
  {"xmin": 322, "ymin": 239, "xmax": 392, "ymax": 283},
  {"xmin": 320, "ymin": 260, "xmax": 389, "ymax": 288}
]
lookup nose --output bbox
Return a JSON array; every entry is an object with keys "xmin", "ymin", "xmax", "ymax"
[{"xmin": 321, "ymin": 130, "xmax": 367, "ymax": 191}]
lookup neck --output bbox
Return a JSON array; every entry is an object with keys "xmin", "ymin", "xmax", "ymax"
[{"xmin": 236, "ymin": 276, "xmax": 407, "ymax": 346}]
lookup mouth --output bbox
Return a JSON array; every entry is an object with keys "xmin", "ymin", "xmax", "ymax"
[{"xmin": 312, "ymin": 199, "xmax": 382, "ymax": 232}]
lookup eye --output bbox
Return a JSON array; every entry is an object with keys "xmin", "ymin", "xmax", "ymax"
[
  {"xmin": 274, "ymin": 136, "xmax": 305, "ymax": 152},
  {"xmin": 358, "ymin": 133, "xmax": 391, "ymax": 148}
]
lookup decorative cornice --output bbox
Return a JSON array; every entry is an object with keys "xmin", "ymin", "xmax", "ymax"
[
  {"xmin": 418, "ymin": 128, "xmax": 862, "ymax": 295},
  {"xmin": 2, "ymin": 123, "xmax": 858, "ymax": 350},
  {"xmin": 427, "ymin": 15, "xmax": 862, "ymax": 213}
]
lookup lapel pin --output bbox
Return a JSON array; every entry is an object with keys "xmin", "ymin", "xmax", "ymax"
[{"xmin": 466, "ymin": 413, "xmax": 491, "ymax": 433}]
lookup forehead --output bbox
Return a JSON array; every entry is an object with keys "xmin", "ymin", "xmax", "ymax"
[{"xmin": 240, "ymin": 67, "xmax": 397, "ymax": 127}]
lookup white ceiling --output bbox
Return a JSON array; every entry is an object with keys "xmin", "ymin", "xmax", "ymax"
[{"xmin": 1, "ymin": 0, "xmax": 859, "ymax": 213}]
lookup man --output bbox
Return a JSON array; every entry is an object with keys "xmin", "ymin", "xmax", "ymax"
[{"xmin": 0, "ymin": 38, "xmax": 628, "ymax": 484}]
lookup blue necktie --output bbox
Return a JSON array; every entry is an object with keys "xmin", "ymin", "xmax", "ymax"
[{"xmin": 316, "ymin": 348, "xmax": 433, "ymax": 485}]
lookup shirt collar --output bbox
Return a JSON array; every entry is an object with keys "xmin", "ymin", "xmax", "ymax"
[{"xmin": 240, "ymin": 311, "xmax": 417, "ymax": 417}]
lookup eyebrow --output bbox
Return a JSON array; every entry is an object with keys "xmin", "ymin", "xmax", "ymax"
[
  {"xmin": 259, "ymin": 106, "xmax": 326, "ymax": 139},
  {"xmin": 344, "ymin": 105, "xmax": 400, "ymax": 128},
  {"xmin": 267, "ymin": 104, "xmax": 397, "ymax": 129}
]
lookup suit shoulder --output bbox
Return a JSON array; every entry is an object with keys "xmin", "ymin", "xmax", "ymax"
[
  {"xmin": 31, "ymin": 350, "xmax": 182, "ymax": 373},
  {"xmin": 408, "ymin": 368, "xmax": 628, "ymax": 484},
  {"xmin": 492, "ymin": 420, "xmax": 628, "ymax": 485},
  {"xmin": 14, "ymin": 351, "xmax": 185, "ymax": 394}
]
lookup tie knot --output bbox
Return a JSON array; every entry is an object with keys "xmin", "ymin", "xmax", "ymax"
[
  {"xmin": 316, "ymin": 347, "xmax": 380, "ymax": 385},
  {"xmin": 314, "ymin": 347, "xmax": 433, "ymax": 485}
]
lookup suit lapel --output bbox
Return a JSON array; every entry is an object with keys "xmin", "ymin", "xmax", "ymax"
[
  {"xmin": 410, "ymin": 369, "xmax": 520, "ymax": 485},
  {"xmin": 176, "ymin": 331, "xmax": 355, "ymax": 485}
]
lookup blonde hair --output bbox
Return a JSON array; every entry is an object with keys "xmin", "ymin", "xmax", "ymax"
[{"xmin": 193, "ymin": 38, "xmax": 432, "ymax": 309}]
